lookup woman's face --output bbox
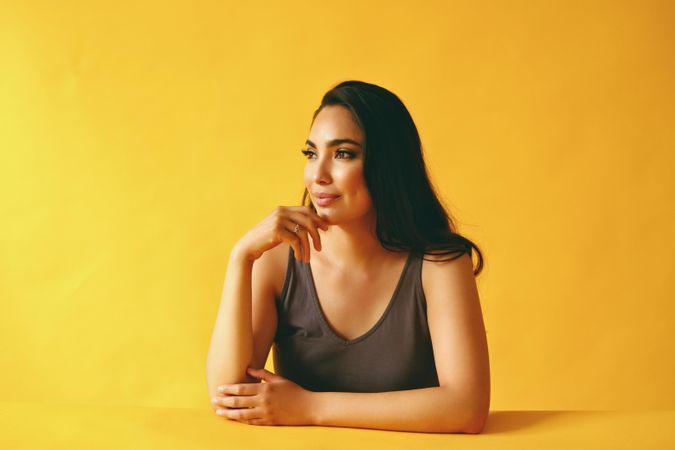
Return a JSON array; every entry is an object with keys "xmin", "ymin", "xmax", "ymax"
[{"xmin": 303, "ymin": 105, "xmax": 373, "ymax": 225}]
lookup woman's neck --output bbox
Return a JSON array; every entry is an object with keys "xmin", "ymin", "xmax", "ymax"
[{"xmin": 310, "ymin": 215, "xmax": 396, "ymax": 271}]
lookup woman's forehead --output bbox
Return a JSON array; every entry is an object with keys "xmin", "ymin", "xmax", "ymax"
[{"xmin": 310, "ymin": 106, "xmax": 363, "ymax": 143}]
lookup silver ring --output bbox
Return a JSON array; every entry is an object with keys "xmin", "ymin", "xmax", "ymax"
[{"xmin": 293, "ymin": 223, "xmax": 300, "ymax": 233}]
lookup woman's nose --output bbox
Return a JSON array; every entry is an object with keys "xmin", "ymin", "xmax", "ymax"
[{"xmin": 311, "ymin": 157, "xmax": 333, "ymax": 183}]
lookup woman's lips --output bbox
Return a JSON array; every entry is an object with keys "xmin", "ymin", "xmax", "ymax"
[{"xmin": 314, "ymin": 195, "xmax": 341, "ymax": 207}]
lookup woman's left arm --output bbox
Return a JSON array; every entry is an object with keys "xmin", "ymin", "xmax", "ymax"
[
  {"xmin": 311, "ymin": 252, "xmax": 490, "ymax": 433},
  {"xmin": 309, "ymin": 384, "xmax": 483, "ymax": 433}
]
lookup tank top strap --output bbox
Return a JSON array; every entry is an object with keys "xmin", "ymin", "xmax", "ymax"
[{"xmin": 385, "ymin": 249, "xmax": 433, "ymax": 343}]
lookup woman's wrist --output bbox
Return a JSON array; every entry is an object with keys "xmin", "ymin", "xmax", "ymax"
[
  {"xmin": 230, "ymin": 239, "xmax": 256, "ymax": 264},
  {"xmin": 305, "ymin": 390, "xmax": 323, "ymax": 426}
]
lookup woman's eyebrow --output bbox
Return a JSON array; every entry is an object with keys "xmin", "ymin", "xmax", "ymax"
[{"xmin": 305, "ymin": 138, "xmax": 363, "ymax": 148}]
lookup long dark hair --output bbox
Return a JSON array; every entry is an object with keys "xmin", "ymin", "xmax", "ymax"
[{"xmin": 301, "ymin": 80, "xmax": 484, "ymax": 276}]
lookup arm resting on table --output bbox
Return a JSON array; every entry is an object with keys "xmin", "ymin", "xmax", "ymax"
[{"xmin": 309, "ymin": 385, "xmax": 487, "ymax": 434}]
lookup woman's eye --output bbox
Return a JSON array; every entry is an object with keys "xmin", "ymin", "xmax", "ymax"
[
  {"xmin": 300, "ymin": 149, "xmax": 355, "ymax": 160},
  {"xmin": 335, "ymin": 150, "xmax": 355, "ymax": 159}
]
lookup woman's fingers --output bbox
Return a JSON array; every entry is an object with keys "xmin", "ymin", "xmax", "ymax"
[
  {"xmin": 271, "ymin": 205, "xmax": 328, "ymax": 263},
  {"xmin": 218, "ymin": 406, "xmax": 263, "ymax": 421},
  {"xmin": 218, "ymin": 394, "xmax": 260, "ymax": 409},
  {"xmin": 291, "ymin": 222, "xmax": 311, "ymax": 263},
  {"xmin": 287, "ymin": 210, "xmax": 327, "ymax": 254},
  {"xmin": 280, "ymin": 226, "xmax": 303, "ymax": 262},
  {"xmin": 287, "ymin": 205, "xmax": 328, "ymax": 230}
]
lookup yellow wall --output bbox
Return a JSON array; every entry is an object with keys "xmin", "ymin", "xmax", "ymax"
[{"xmin": 1, "ymin": 0, "xmax": 673, "ymax": 411}]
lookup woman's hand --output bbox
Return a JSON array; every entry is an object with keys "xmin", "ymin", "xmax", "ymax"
[
  {"xmin": 211, "ymin": 367, "xmax": 316, "ymax": 426},
  {"xmin": 234, "ymin": 206, "xmax": 329, "ymax": 263}
]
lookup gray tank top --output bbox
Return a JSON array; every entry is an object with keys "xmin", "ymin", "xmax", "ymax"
[{"xmin": 273, "ymin": 246, "xmax": 440, "ymax": 393}]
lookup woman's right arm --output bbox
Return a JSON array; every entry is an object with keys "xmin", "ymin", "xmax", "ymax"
[
  {"xmin": 205, "ymin": 242, "xmax": 257, "ymax": 401},
  {"xmin": 204, "ymin": 206, "xmax": 328, "ymax": 404}
]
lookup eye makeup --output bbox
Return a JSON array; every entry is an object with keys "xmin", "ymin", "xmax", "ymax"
[{"xmin": 301, "ymin": 149, "xmax": 357, "ymax": 160}]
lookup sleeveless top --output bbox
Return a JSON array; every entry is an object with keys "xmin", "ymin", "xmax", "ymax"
[{"xmin": 272, "ymin": 246, "xmax": 440, "ymax": 393}]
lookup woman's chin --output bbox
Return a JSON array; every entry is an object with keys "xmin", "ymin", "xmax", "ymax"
[{"xmin": 317, "ymin": 212, "xmax": 337, "ymax": 226}]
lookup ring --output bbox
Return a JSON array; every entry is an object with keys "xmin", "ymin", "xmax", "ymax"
[{"xmin": 293, "ymin": 223, "xmax": 300, "ymax": 233}]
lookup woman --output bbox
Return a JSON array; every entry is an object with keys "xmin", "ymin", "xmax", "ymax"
[{"xmin": 205, "ymin": 80, "xmax": 490, "ymax": 433}]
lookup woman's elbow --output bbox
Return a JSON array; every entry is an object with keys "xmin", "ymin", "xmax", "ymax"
[
  {"xmin": 457, "ymin": 392, "xmax": 490, "ymax": 434},
  {"xmin": 462, "ymin": 413, "xmax": 488, "ymax": 434},
  {"xmin": 463, "ymin": 397, "xmax": 490, "ymax": 434}
]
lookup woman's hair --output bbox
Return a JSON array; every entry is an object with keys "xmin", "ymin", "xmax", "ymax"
[{"xmin": 301, "ymin": 80, "xmax": 484, "ymax": 276}]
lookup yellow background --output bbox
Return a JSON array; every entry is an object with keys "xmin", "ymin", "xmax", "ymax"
[{"xmin": 1, "ymin": 0, "xmax": 674, "ymax": 416}]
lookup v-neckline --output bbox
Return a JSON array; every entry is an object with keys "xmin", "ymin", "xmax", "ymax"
[{"xmin": 304, "ymin": 250, "xmax": 415, "ymax": 346}]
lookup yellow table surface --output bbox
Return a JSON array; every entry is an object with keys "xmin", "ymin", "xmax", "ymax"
[{"xmin": 2, "ymin": 401, "xmax": 673, "ymax": 449}]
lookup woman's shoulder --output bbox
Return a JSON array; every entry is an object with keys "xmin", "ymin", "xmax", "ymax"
[
  {"xmin": 254, "ymin": 242, "xmax": 292, "ymax": 299},
  {"xmin": 420, "ymin": 248, "xmax": 473, "ymax": 269},
  {"xmin": 420, "ymin": 249, "xmax": 475, "ymax": 300}
]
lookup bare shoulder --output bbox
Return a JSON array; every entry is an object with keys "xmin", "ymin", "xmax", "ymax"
[
  {"xmin": 421, "ymin": 250, "xmax": 474, "ymax": 267},
  {"xmin": 421, "ymin": 251, "xmax": 476, "ymax": 301},
  {"xmin": 252, "ymin": 242, "xmax": 292, "ymax": 299}
]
